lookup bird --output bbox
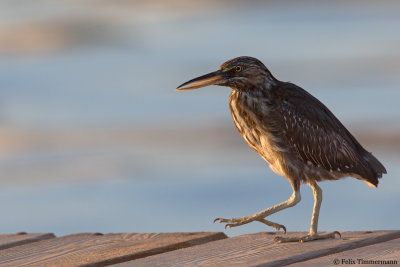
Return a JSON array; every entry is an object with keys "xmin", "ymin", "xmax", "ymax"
[{"xmin": 176, "ymin": 56, "xmax": 386, "ymax": 242}]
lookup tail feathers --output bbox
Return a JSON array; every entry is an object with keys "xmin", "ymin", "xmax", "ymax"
[{"xmin": 362, "ymin": 152, "xmax": 387, "ymax": 187}]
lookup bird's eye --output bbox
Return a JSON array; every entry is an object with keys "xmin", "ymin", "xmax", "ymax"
[{"xmin": 235, "ymin": 66, "xmax": 242, "ymax": 72}]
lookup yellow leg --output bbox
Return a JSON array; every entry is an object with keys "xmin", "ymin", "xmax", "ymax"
[
  {"xmin": 214, "ymin": 185, "xmax": 300, "ymax": 232},
  {"xmin": 275, "ymin": 182, "xmax": 341, "ymax": 243}
]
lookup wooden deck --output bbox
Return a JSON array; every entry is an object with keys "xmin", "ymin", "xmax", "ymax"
[{"xmin": 0, "ymin": 231, "xmax": 399, "ymax": 266}]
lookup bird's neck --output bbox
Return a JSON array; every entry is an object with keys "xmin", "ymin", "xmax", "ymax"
[
  {"xmin": 231, "ymin": 81, "xmax": 278, "ymax": 100},
  {"xmin": 229, "ymin": 85, "xmax": 274, "ymax": 115},
  {"xmin": 231, "ymin": 75, "xmax": 277, "ymax": 93}
]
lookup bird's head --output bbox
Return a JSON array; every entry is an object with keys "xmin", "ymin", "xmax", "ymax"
[{"xmin": 176, "ymin": 56, "xmax": 276, "ymax": 92}]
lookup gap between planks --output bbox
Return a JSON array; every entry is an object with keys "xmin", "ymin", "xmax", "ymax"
[{"xmin": 0, "ymin": 233, "xmax": 55, "ymax": 250}]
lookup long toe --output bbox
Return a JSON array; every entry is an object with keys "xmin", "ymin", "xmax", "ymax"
[
  {"xmin": 213, "ymin": 218, "xmax": 237, "ymax": 223},
  {"xmin": 214, "ymin": 216, "xmax": 255, "ymax": 228},
  {"xmin": 214, "ymin": 216, "xmax": 287, "ymax": 232},
  {"xmin": 213, "ymin": 216, "xmax": 252, "ymax": 224},
  {"xmin": 256, "ymin": 218, "xmax": 286, "ymax": 233},
  {"xmin": 274, "ymin": 231, "xmax": 341, "ymax": 243}
]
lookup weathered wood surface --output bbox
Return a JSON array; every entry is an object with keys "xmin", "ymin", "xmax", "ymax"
[
  {"xmin": 1, "ymin": 231, "xmax": 398, "ymax": 267},
  {"xmin": 0, "ymin": 232, "xmax": 227, "ymax": 267},
  {"xmin": 289, "ymin": 237, "xmax": 400, "ymax": 267},
  {"xmin": 0, "ymin": 232, "xmax": 55, "ymax": 250},
  {"xmin": 112, "ymin": 231, "xmax": 400, "ymax": 267}
]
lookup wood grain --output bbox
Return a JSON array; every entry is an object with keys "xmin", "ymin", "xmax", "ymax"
[
  {"xmin": 289, "ymin": 237, "xmax": 400, "ymax": 266},
  {"xmin": 0, "ymin": 232, "xmax": 227, "ymax": 267},
  {"xmin": 112, "ymin": 231, "xmax": 400, "ymax": 267},
  {"xmin": 0, "ymin": 233, "xmax": 55, "ymax": 250}
]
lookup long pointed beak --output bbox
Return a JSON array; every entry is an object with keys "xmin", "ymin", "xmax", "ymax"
[{"xmin": 176, "ymin": 70, "xmax": 225, "ymax": 91}]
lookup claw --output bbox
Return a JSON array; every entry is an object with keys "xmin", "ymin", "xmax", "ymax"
[
  {"xmin": 214, "ymin": 218, "xmax": 231, "ymax": 223},
  {"xmin": 333, "ymin": 231, "xmax": 341, "ymax": 238},
  {"xmin": 271, "ymin": 224, "xmax": 286, "ymax": 233},
  {"xmin": 271, "ymin": 223, "xmax": 286, "ymax": 233}
]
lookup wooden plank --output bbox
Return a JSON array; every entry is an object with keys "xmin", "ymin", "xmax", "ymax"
[
  {"xmin": 288, "ymin": 237, "xmax": 400, "ymax": 266},
  {"xmin": 0, "ymin": 232, "xmax": 55, "ymax": 250},
  {"xmin": 111, "ymin": 231, "xmax": 400, "ymax": 267},
  {"xmin": 0, "ymin": 232, "xmax": 227, "ymax": 267}
]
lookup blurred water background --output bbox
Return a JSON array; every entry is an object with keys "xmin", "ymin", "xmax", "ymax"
[{"xmin": 0, "ymin": 0, "xmax": 399, "ymax": 236}]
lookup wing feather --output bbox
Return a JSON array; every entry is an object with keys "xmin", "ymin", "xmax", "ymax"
[{"xmin": 274, "ymin": 83, "xmax": 384, "ymax": 183}]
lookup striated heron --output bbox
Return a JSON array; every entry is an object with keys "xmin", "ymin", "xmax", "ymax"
[{"xmin": 176, "ymin": 56, "xmax": 386, "ymax": 242}]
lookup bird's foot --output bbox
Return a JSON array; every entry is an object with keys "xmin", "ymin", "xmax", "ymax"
[
  {"xmin": 274, "ymin": 231, "xmax": 341, "ymax": 243},
  {"xmin": 214, "ymin": 216, "xmax": 286, "ymax": 233}
]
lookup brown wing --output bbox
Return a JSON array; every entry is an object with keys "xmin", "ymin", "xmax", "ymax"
[{"xmin": 276, "ymin": 83, "xmax": 386, "ymax": 185}]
